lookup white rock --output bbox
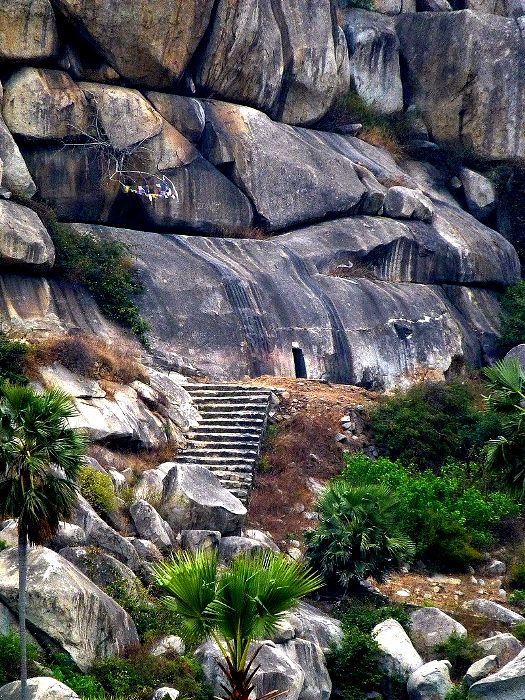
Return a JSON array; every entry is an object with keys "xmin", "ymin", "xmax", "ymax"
[
  {"xmin": 150, "ymin": 636, "xmax": 185, "ymax": 657},
  {"xmin": 470, "ymin": 648, "xmax": 525, "ymax": 699},
  {"xmin": 459, "ymin": 167, "xmax": 497, "ymax": 221},
  {"xmin": 463, "ymin": 599, "xmax": 525, "ymax": 625},
  {"xmin": 407, "ymin": 660, "xmax": 453, "ymax": 700},
  {"xmin": 478, "ymin": 633, "xmax": 523, "ymax": 666},
  {"xmin": 151, "ymin": 688, "xmax": 179, "ymax": 700},
  {"xmin": 372, "ymin": 618, "xmax": 424, "ymax": 682},
  {"xmin": 409, "ymin": 607, "xmax": 467, "ymax": 656},
  {"xmin": 465, "ymin": 656, "xmax": 498, "ymax": 688},
  {"xmin": 0, "ymin": 678, "xmax": 80, "ymax": 700}
]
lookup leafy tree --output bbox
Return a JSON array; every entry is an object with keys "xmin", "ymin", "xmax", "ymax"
[
  {"xmin": 305, "ymin": 478, "xmax": 415, "ymax": 589},
  {"xmin": 483, "ymin": 358, "xmax": 525, "ymax": 493},
  {"xmin": 0, "ymin": 385, "xmax": 87, "ymax": 700},
  {"xmin": 155, "ymin": 550, "xmax": 322, "ymax": 700}
]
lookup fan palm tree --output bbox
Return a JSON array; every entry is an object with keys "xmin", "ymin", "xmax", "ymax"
[
  {"xmin": 0, "ymin": 384, "xmax": 87, "ymax": 700},
  {"xmin": 483, "ymin": 358, "xmax": 525, "ymax": 493},
  {"xmin": 304, "ymin": 478, "xmax": 415, "ymax": 590},
  {"xmin": 155, "ymin": 550, "xmax": 322, "ymax": 700}
]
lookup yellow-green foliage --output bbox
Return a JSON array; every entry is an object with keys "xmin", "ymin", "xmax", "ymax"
[{"xmin": 78, "ymin": 466, "xmax": 117, "ymax": 515}]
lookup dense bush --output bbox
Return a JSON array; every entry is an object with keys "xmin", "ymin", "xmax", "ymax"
[
  {"xmin": 0, "ymin": 539, "xmax": 9, "ymax": 552},
  {"xmin": 104, "ymin": 578, "xmax": 183, "ymax": 644},
  {"xmin": 327, "ymin": 602, "xmax": 409, "ymax": 700},
  {"xmin": 370, "ymin": 380, "xmax": 488, "ymax": 471},
  {"xmin": 434, "ymin": 634, "xmax": 482, "ymax": 679},
  {"xmin": 0, "ymin": 331, "xmax": 29, "ymax": 385},
  {"xmin": 305, "ymin": 478, "xmax": 415, "ymax": 588},
  {"xmin": 340, "ymin": 455, "xmax": 519, "ymax": 570},
  {"xmin": 0, "ymin": 632, "xmax": 39, "ymax": 686},
  {"xmin": 50, "ymin": 653, "xmax": 105, "ymax": 698},
  {"xmin": 90, "ymin": 652, "xmax": 211, "ymax": 700},
  {"xmin": 499, "ymin": 281, "xmax": 525, "ymax": 352},
  {"xmin": 509, "ymin": 562, "xmax": 525, "ymax": 590},
  {"xmin": 15, "ymin": 198, "xmax": 149, "ymax": 343},
  {"xmin": 512, "ymin": 622, "xmax": 525, "ymax": 642},
  {"xmin": 445, "ymin": 687, "xmax": 469, "ymax": 700},
  {"xmin": 78, "ymin": 466, "xmax": 117, "ymax": 516}
]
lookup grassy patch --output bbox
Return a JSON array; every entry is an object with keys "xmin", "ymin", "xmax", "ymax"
[{"xmin": 78, "ymin": 466, "xmax": 117, "ymax": 516}]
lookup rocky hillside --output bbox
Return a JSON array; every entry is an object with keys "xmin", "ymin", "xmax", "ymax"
[{"xmin": 0, "ymin": 0, "xmax": 523, "ymax": 388}]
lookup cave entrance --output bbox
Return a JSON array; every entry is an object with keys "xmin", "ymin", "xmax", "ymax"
[{"xmin": 292, "ymin": 347, "xmax": 307, "ymax": 379}]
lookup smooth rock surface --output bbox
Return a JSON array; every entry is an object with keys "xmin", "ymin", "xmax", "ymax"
[
  {"xmin": 0, "ymin": 201, "xmax": 54, "ymax": 270},
  {"xmin": 465, "ymin": 656, "xmax": 499, "ymax": 688},
  {"xmin": 180, "ymin": 529, "xmax": 221, "ymax": 552},
  {"xmin": 373, "ymin": 618, "xmax": 424, "ymax": 682},
  {"xmin": 383, "ymin": 187, "xmax": 434, "ymax": 221},
  {"xmin": 129, "ymin": 499, "xmax": 172, "ymax": 552},
  {"xmin": 470, "ymin": 648, "xmax": 525, "ymax": 699},
  {"xmin": 463, "ymin": 599, "xmax": 525, "ymax": 625},
  {"xmin": 0, "ymin": 0, "xmax": 58, "ymax": 61},
  {"xmin": 459, "ymin": 168, "xmax": 497, "ymax": 221},
  {"xmin": 0, "ymin": 116, "xmax": 36, "ymax": 197},
  {"xmin": 478, "ymin": 634, "xmax": 524, "ymax": 666},
  {"xmin": 59, "ymin": 546, "xmax": 139, "ymax": 591},
  {"xmin": 407, "ymin": 660, "xmax": 453, "ymax": 700},
  {"xmin": 283, "ymin": 639, "xmax": 331, "ymax": 700},
  {"xmin": 0, "ymin": 547, "xmax": 139, "ymax": 670},
  {"xmin": 409, "ymin": 607, "xmax": 467, "ymax": 656},
  {"xmin": 162, "ymin": 463, "xmax": 247, "ymax": 535},
  {"xmin": 0, "ymin": 678, "xmax": 79, "ymax": 700},
  {"xmin": 150, "ymin": 636, "xmax": 185, "ymax": 657}
]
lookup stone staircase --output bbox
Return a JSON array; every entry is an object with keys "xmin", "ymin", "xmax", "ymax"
[{"xmin": 174, "ymin": 384, "xmax": 273, "ymax": 503}]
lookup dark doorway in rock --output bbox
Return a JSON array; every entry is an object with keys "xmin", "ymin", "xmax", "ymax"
[{"xmin": 292, "ymin": 347, "xmax": 307, "ymax": 379}]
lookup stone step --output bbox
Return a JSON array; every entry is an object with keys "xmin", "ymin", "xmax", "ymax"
[
  {"xmin": 198, "ymin": 404, "xmax": 269, "ymax": 413},
  {"xmin": 180, "ymin": 447, "xmax": 258, "ymax": 457},
  {"xmin": 191, "ymin": 432, "xmax": 260, "ymax": 442},
  {"xmin": 188, "ymin": 441, "xmax": 260, "ymax": 450},
  {"xmin": 199, "ymin": 410, "xmax": 267, "ymax": 419},
  {"xmin": 192, "ymin": 394, "xmax": 271, "ymax": 403},
  {"xmin": 209, "ymin": 465, "xmax": 253, "ymax": 474},
  {"xmin": 174, "ymin": 455, "xmax": 256, "ymax": 465},
  {"xmin": 197, "ymin": 417, "xmax": 265, "ymax": 426},
  {"xmin": 185, "ymin": 385, "xmax": 271, "ymax": 394}
]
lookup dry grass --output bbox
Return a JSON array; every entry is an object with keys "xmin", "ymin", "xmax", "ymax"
[
  {"xmin": 30, "ymin": 333, "xmax": 149, "ymax": 385},
  {"xmin": 89, "ymin": 442, "xmax": 179, "ymax": 478},
  {"xmin": 359, "ymin": 125, "xmax": 406, "ymax": 162},
  {"xmin": 328, "ymin": 262, "xmax": 377, "ymax": 280}
]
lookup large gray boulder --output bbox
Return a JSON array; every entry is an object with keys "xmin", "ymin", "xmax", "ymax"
[
  {"xmin": 196, "ymin": 639, "xmax": 305, "ymax": 700},
  {"xmin": 470, "ymin": 648, "xmax": 525, "ymax": 699},
  {"xmin": 146, "ymin": 93, "xmax": 206, "ymax": 144},
  {"xmin": 129, "ymin": 499, "xmax": 173, "ymax": 552},
  {"xmin": 59, "ymin": 546, "xmax": 139, "ymax": 591},
  {"xmin": 407, "ymin": 661, "xmax": 453, "ymax": 700},
  {"xmin": 462, "ymin": 599, "xmax": 525, "ymax": 625},
  {"xmin": 48, "ymin": 522, "xmax": 87, "ymax": 551},
  {"xmin": 0, "ymin": 0, "xmax": 58, "ymax": 62},
  {"xmin": 0, "ymin": 201, "xmax": 54, "ymax": 271},
  {"xmin": 342, "ymin": 10, "xmax": 403, "ymax": 114},
  {"xmin": 465, "ymin": 656, "xmax": 499, "ymax": 688},
  {"xmin": 383, "ymin": 187, "xmax": 434, "ymax": 222},
  {"xmin": 52, "ymin": 0, "xmax": 215, "ymax": 89},
  {"xmin": 396, "ymin": 11, "xmax": 525, "ymax": 160},
  {"xmin": 200, "ymin": 101, "xmax": 366, "ymax": 231},
  {"xmin": 478, "ymin": 634, "xmax": 523, "ymax": 666},
  {"xmin": 372, "ymin": 619, "xmax": 424, "ymax": 682},
  {"xmin": 218, "ymin": 535, "xmax": 269, "ymax": 563},
  {"xmin": 0, "ymin": 116, "xmax": 36, "ymax": 197},
  {"xmin": 283, "ymin": 639, "xmax": 331, "ymax": 700},
  {"xmin": 288, "ymin": 603, "xmax": 343, "ymax": 653},
  {"xmin": 409, "ymin": 607, "xmax": 467, "ymax": 656},
  {"xmin": 3, "ymin": 69, "xmax": 90, "ymax": 140},
  {"xmin": 162, "ymin": 463, "xmax": 246, "ymax": 535},
  {"xmin": 0, "ymin": 678, "xmax": 79, "ymax": 700},
  {"xmin": 459, "ymin": 168, "xmax": 497, "ymax": 221},
  {"xmin": 0, "ymin": 547, "xmax": 139, "ymax": 670},
  {"xmin": 180, "ymin": 529, "xmax": 221, "ymax": 553},
  {"xmin": 194, "ymin": 0, "xmax": 349, "ymax": 126},
  {"xmin": 70, "ymin": 495, "xmax": 141, "ymax": 571}
]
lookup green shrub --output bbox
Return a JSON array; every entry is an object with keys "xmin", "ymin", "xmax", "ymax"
[
  {"xmin": 0, "ymin": 332, "xmax": 29, "ymax": 385},
  {"xmin": 509, "ymin": 562, "xmax": 525, "ymax": 590},
  {"xmin": 78, "ymin": 466, "xmax": 117, "ymax": 515},
  {"xmin": 446, "ymin": 686, "xmax": 469, "ymax": 700},
  {"xmin": 15, "ymin": 198, "xmax": 149, "ymax": 343},
  {"xmin": 340, "ymin": 601, "xmax": 410, "ymax": 634},
  {"xmin": 305, "ymin": 478, "xmax": 414, "ymax": 589},
  {"xmin": 104, "ymin": 578, "xmax": 183, "ymax": 644},
  {"xmin": 508, "ymin": 589, "xmax": 525, "ymax": 609},
  {"xmin": 327, "ymin": 628, "xmax": 382, "ymax": 700},
  {"xmin": 90, "ymin": 652, "xmax": 211, "ymax": 700},
  {"xmin": 500, "ymin": 281, "xmax": 525, "ymax": 354},
  {"xmin": 50, "ymin": 653, "xmax": 105, "ymax": 699},
  {"xmin": 0, "ymin": 539, "xmax": 9, "ymax": 552},
  {"xmin": 0, "ymin": 632, "xmax": 40, "ymax": 686},
  {"xmin": 434, "ymin": 634, "xmax": 482, "ymax": 680},
  {"xmin": 370, "ymin": 380, "xmax": 487, "ymax": 471},
  {"xmin": 341, "ymin": 454, "xmax": 519, "ymax": 570},
  {"xmin": 338, "ymin": 0, "xmax": 375, "ymax": 10}
]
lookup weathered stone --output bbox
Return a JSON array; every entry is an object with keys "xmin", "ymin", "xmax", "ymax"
[
  {"xmin": 128, "ymin": 537, "xmax": 163, "ymax": 563},
  {"xmin": 0, "ymin": 0, "xmax": 58, "ymax": 62},
  {"xmin": 459, "ymin": 168, "xmax": 497, "ymax": 221},
  {"xmin": 372, "ymin": 619, "xmax": 424, "ymax": 682},
  {"xmin": 180, "ymin": 529, "xmax": 221, "ymax": 553},
  {"xmin": 462, "ymin": 599, "xmax": 525, "ymax": 625},
  {"xmin": 129, "ymin": 500, "xmax": 172, "ymax": 552},
  {"xmin": 150, "ymin": 636, "xmax": 185, "ymax": 657},
  {"xmin": 39, "ymin": 363, "xmax": 105, "ymax": 399},
  {"xmin": 396, "ymin": 11, "xmax": 525, "ymax": 160},
  {"xmin": 147, "ymin": 372, "xmax": 201, "ymax": 432},
  {"xmin": 59, "ymin": 546, "xmax": 139, "ymax": 591},
  {"xmin": 470, "ymin": 648, "xmax": 525, "ymax": 699},
  {"xmin": 196, "ymin": 639, "xmax": 304, "ymax": 700},
  {"xmin": 374, "ymin": 0, "xmax": 416, "ymax": 12},
  {"xmin": 465, "ymin": 656, "xmax": 499, "ymax": 688},
  {"xmin": 219, "ymin": 535, "xmax": 267, "ymax": 562},
  {"xmin": 284, "ymin": 639, "xmax": 331, "ymax": 700},
  {"xmin": 0, "ymin": 201, "xmax": 54, "ymax": 270},
  {"xmin": 162, "ymin": 463, "xmax": 246, "ymax": 535},
  {"xmin": 70, "ymin": 495, "xmax": 141, "ymax": 570},
  {"xmin": 484, "ymin": 560, "xmax": 506, "ymax": 577},
  {"xmin": 407, "ymin": 661, "xmax": 453, "ymax": 700},
  {"xmin": 0, "ymin": 547, "xmax": 139, "ymax": 670},
  {"xmin": 52, "ymin": 0, "xmax": 215, "ymax": 89},
  {"xmin": 146, "ymin": 93, "xmax": 206, "ymax": 144},
  {"xmin": 506, "ymin": 345, "xmax": 525, "ymax": 372},
  {"xmin": 134, "ymin": 469, "xmax": 166, "ymax": 504},
  {"xmin": 0, "ymin": 521, "xmax": 17, "ymax": 548},
  {"xmin": 478, "ymin": 634, "xmax": 523, "ymax": 666},
  {"xmin": 0, "ymin": 678, "xmax": 79, "ymax": 700},
  {"xmin": 0, "ymin": 116, "xmax": 36, "ymax": 197},
  {"xmin": 342, "ymin": 11, "xmax": 403, "ymax": 114},
  {"xmin": 201, "ymin": 101, "xmax": 366, "ymax": 231},
  {"xmin": 290, "ymin": 603, "xmax": 343, "ymax": 653},
  {"xmin": 383, "ymin": 187, "xmax": 434, "ymax": 222},
  {"xmin": 195, "ymin": 0, "xmax": 349, "ymax": 126},
  {"xmin": 243, "ymin": 529, "xmax": 280, "ymax": 553},
  {"xmin": 151, "ymin": 689, "xmax": 179, "ymax": 700},
  {"xmin": 417, "ymin": 0, "xmax": 453, "ymax": 9},
  {"xmin": 3, "ymin": 69, "xmax": 90, "ymax": 140},
  {"xmin": 48, "ymin": 523, "xmax": 87, "ymax": 551},
  {"xmin": 409, "ymin": 607, "xmax": 467, "ymax": 656}
]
